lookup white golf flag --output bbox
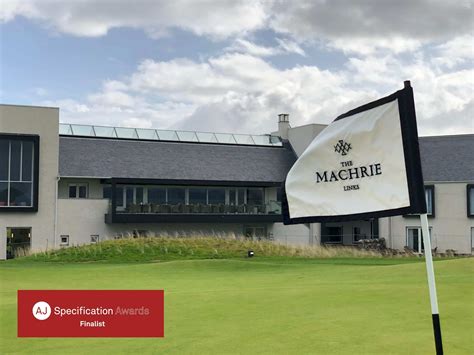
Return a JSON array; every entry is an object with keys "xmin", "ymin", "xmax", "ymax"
[{"xmin": 283, "ymin": 82, "xmax": 426, "ymax": 224}]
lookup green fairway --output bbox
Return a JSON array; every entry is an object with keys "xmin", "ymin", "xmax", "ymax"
[{"xmin": 0, "ymin": 257, "xmax": 472, "ymax": 354}]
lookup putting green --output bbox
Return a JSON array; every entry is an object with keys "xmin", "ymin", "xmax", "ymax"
[{"xmin": 0, "ymin": 257, "xmax": 472, "ymax": 354}]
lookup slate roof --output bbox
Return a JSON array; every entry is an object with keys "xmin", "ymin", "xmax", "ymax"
[
  {"xmin": 58, "ymin": 134, "xmax": 473, "ymax": 183},
  {"xmin": 59, "ymin": 136, "xmax": 297, "ymax": 183},
  {"xmin": 419, "ymin": 134, "xmax": 474, "ymax": 182}
]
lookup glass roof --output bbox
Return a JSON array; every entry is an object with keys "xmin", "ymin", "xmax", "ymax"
[{"xmin": 59, "ymin": 123, "xmax": 282, "ymax": 146}]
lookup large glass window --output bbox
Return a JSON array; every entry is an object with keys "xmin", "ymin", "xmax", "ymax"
[
  {"xmin": 229, "ymin": 189, "xmax": 236, "ymax": 205},
  {"xmin": 168, "ymin": 188, "xmax": 185, "ymax": 205},
  {"xmin": 126, "ymin": 187, "xmax": 134, "ymax": 207},
  {"xmin": 208, "ymin": 188, "xmax": 225, "ymax": 204},
  {"xmin": 136, "ymin": 187, "xmax": 144, "ymax": 204},
  {"xmin": 148, "ymin": 187, "xmax": 166, "ymax": 204},
  {"xmin": 247, "ymin": 188, "xmax": 264, "ymax": 206},
  {"xmin": 115, "ymin": 186, "xmax": 124, "ymax": 207},
  {"xmin": 276, "ymin": 188, "xmax": 282, "ymax": 202},
  {"xmin": 238, "ymin": 189, "xmax": 245, "ymax": 205},
  {"xmin": 0, "ymin": 140, "xmax": 8, "ymax": 181},
  {"xmin": 0, "ymin": 182, "xmax": 7, "ymax": 207},
  {"xmin": 0, "ymin": 136, "xmax": 36, "ymax": 209},
  {"xmin": 189, "ymin": 188, "xmax": 207, "ymax": 204}
]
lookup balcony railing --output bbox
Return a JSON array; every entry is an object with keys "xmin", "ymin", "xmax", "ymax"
[{"xmin": 115, "ymin": 201, "xmax": 282, "ymax": 215}]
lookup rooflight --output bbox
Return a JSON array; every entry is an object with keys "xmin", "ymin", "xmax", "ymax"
[{"xmin": 59, "ymin": 123, "xmax": 283, "ymax": 146}]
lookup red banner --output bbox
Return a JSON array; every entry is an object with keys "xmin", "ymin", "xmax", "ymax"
[{"xmin": 18, "ymin": 290, "xmax": 164, "ymax": 337}]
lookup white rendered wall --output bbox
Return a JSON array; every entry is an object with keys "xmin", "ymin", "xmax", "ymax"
[
  {"xmin": 0, "ymin": 105, "xmax": 59, "ymax": 259},
  {"xmin": 379, "ymin": 182, "xmax": 474, "ymax": 254}
]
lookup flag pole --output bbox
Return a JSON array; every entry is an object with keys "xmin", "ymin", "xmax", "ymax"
[{"xmin": 420, "ymin": 213, "xmax": 443, "ymax": 354}]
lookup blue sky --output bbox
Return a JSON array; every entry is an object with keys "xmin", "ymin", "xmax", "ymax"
[{"xmin": 1, "ymin": 1, "xmax": 472, "ymax": 135}]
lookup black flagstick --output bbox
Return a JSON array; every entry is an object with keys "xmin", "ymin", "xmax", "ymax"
[{"xmin": 406, "ymin": 80, "xmax": 444, "ymax": 355}]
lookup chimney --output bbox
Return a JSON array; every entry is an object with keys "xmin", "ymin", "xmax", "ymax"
[{"xmin": 278, "ymin": 113, "xmax": 290, "ymax": 139}]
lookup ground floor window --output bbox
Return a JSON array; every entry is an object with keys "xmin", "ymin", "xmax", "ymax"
[
  {"xmin": 90, "ymin": 235, "xmax": 99, "ymax": 244},
  {"xmin": 353, "ymin": 227, "xmax": 364, "ymax": 243},
  {"xmin": 324, "ymin": 226, "xmax": 343, "ymax": 244},
  {"xmin": 406, "ymin": 227, "xmax": 432, "ymax": 253},
  {"xmin": 6, "ymin": 227, "xmax": 31, "ymax": 259}
]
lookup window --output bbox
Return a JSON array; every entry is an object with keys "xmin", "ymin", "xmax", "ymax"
[
  {"xmin": 115, "ymin": 186, "xmax": 124, "ymax": 207},
  {"xmin": 276, "ymin": 188, "xmax": 283, "ymax": 202},
  {"xmin": 468, "ymin": 185, "xmax": 474, "ymax": 218},
  {"xmin": 136, "ymin": 187, "xmax": 144, "ymax": 204},
  {"xmin": 90, "ymin": 235, "xmax": 99, "ymax": 244},
  {"xmin": 237, "ymin": 189, "xmax": 246, "ymax": 205},
  {"xmin": 168, "ymin": 188, "xmax": 185, "ymax": 205},
  {"xmin": 208, "ymin": 188, "xmax": 225, "ymax": 204},
  {"xmin": 189, "ymin": 188, "xmax": 207, "ymax": 204},
  {"xmin": 247, "ymin": 188, "xmax": 264, "ymax": 206},
  {"xmin": 404, "ymin": 185, "xmax": 435, "ymax": 218},
  {"xmin": 60, "ymin": 235, "xmax": 69, "ymax": 246},
  {"xmin": 68, "ymin": 183, "xmax": 88, "ymax": 198},
  {"xmin": 148, "ymin": 187, "xmax": 166, "ymax": 204},
  {"xmin": 353, "ymin": 227, "xmax": 363, "ymax": 243},
  {"xmin": 425, "ymin": 185, "xmax": 435, "ymax": 217},
  {"xmin": 406, "ymin": 227, "xmax": 432, "ymax": 253},
  {"xmin": 125, "ymin": 186, "xmax": 134, "ymax": 206},
  {"xmin": 0, "ymin": 134, "xmax": 38, "ymax": 210},
  {"xmin": 324, "ymin": 226, "xmax": 343, "ymax": 244},
  {"xmin": 103, "ymin": 186, "xmax": 111, "ymax": 199}
]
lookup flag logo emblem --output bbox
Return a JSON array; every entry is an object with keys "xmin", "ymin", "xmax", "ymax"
[{"xmin": 334, "ymin": 139, "xmax": 352, "ymax": 156}]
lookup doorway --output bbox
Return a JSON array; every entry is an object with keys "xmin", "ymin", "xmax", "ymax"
[
  {"xmin": 6, "ymin": 227, "xmax": 31, "ymax": 259},
  {"xmin": 406, "ymin": 227, "xmax": 432, "ymax": 253}
]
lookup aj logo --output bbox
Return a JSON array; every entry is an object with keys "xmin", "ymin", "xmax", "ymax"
[
  {"xmin": 334, "ymin": 140, "xmax": 352, "ymax": 156},
  {"xmin": 32, "ymin": 301, "xmax": 51, "ymax": 320}
]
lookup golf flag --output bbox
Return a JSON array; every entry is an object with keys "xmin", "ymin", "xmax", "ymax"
[{"xmin": 282, "ymin": 81, "xmax": 426, "ymax": 224}]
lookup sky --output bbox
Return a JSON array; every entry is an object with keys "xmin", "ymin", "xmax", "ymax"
[{"xmin": 0, "ymin": 0, "xmax": 473, "ymax": 136}]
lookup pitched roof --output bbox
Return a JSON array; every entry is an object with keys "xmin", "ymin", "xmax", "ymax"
[
  {"xmin": 419, "ymin": 134, "xmax": 474, "ymax": 182},
  {"xmin": 59, "ymin": 136, "xmax": 297, "ymax": 183},
  {"xmin": 58, "ymin": 134, "xmax": 473, "ymax": 183}
]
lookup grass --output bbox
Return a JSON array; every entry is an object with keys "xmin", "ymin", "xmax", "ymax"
[
  {"xmin": 20, "ymin": 236, "xmax": 386, "ymax": 263},
  {"xmin": 0, "ymin": 239, "xmax": 472, "ymax": 354}
]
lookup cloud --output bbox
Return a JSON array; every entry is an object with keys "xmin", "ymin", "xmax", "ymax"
[
  {"xmin": 432, "ymin": 35, "xmax": 474, "ymax": 69},
  {"xmin": 270, "ymin": 1, "xmax": 472, "ymax": 43},
  {"xmin": 45, "ymin": 44, "xmax": 473, "ymax": 136},
  {"xmin": 3, "ymin": 1, "xmax": 472, "ymax": 136},
  {"xmin": 1, "ymin": 0, "xmax": 269, "ymax": 39},
  {"xmin": 2, "ymin": 1, "xmax": 471, "ymax": 51},
  {"xmin": 226, "ymin": 38, "xmax": 305, "ymax": 57}
]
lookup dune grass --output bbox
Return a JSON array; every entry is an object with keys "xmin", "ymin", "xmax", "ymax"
[
  {"xmin": 20, "ymin": 236, "xmax": 386, "ymax": 263},
  {"xmin": 0, "ymin": 257, "xmax": 472, "ymax": 354}
]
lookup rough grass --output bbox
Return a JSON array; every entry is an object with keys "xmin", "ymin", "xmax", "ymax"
[{"xmin": 20, "ymin": 236, "xmax": 387, "ymax": 263}]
